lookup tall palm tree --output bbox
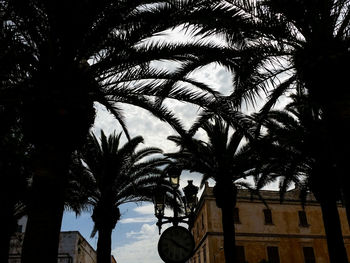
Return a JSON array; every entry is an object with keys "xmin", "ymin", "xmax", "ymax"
[
  {"xmin": 252, "ymin": 93, "xmax": 348, "ymax": 263},
  {"xmin": 166, "ymin": 116, "xmax": 256, "ymax": 263},
  {"xmin": 165, "ymin": 0, "xmax": 350, "ymax": 242},
  {"xmin": 0, "ymin": 125, "xmax": 31, "ymax": 263},
  {"xmin": 182, "ymin": 0, "xmax": 350, "ymax": 226},
  {"xmin": 0, "ymin": 20, "xmax": 32, "ymax": 261},
  {"xmin": 2, "ymin": 1, "xmax": 220, "ymax": 262},
  {"xmin": 79, "ymin": 130, "xmax": 171, "ymax": 263}
]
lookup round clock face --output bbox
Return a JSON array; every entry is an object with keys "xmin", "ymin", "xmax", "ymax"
[{"xmin": 158, "ymin": 226, "xmax": 195, "ymax": 263}]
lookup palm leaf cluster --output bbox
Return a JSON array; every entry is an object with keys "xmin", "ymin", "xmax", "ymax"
[
  {"xmin": 72, "ymin": 130, "xmax": 172, "ymax": 263},
  {"xmin": 166, "ymin": 115, "xmax": 259, "ymax": 263}
]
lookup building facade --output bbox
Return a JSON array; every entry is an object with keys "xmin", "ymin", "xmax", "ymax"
[
  {"xmin": 9, "ymin": 217, "xmax": 117, "ymax": 263},
  {"xmin": 189, "ymin": 183, "xmax": 350, "ymax": 263},
  {"xmin": 9, "ymin": 231, "xmax": 98, "ymax": 263}
]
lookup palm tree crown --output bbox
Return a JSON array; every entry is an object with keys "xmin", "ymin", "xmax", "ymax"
[
  {"xmin": 79, "ymin": 130, "xmax": 170, "ymax": 263},
  {"xmin": 166, "ymin": 115, "xmax": 255, "ymax": 263}
]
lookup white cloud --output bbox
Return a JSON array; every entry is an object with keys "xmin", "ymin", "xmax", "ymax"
[
  {"xmin": 133, "ymin": 204, "xmax": 154, "ymax": 215},
  {"xmin": 112, "ymin": 224, "xmax": 163, "ymax": 263},
  {"xmin": 119, "ymin": 217, "xmax": 156, "ymax": 224}
]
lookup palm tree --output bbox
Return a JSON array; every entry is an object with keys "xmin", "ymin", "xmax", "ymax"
[
  {"xmin": 165, "ymin": 0, "xmax": 350, "ymax": 246},
  {"xmin": 2, "ymin": 1, "xmax": 221, "ymax": 262},
  {"xmin": 0, "ymin": 125, "xmax": 31, "ymax": 263},
  {"xmin": 78, "ymin": 130, "xmax": 171, "ymax": 263},
  {"xmin": 166, "ymin": 115, "xmax": 256, "ymax": 263},
  {"xmin": 186, "ymin": 0, "xmax": 350, "ymax": 225},
  {"xmin": 252, "ymin": 2, "xmax": 350, "ymax": 225},
  {"xmin": 252, "ymin": 93, "xmax": 348, "ymax": 263}
]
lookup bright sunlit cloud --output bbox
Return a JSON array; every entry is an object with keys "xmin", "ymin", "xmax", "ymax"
[{"xmin": 112, "ymin": 224, "xmax": 163, "ymax": 263}]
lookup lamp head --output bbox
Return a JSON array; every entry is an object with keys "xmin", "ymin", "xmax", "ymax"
[
  {"xmin": 183, "ymin": 180, "xmax": 199, "ymax": 214},
  {"xmin": 153, "ymin": 186, "xmax": 165, "ymax": 217},
  {"xmin": 168, "ymin": 166, "xmax": 181, "ymax": 189}
]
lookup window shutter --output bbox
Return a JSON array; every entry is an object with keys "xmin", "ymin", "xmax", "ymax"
[
  {"xmin": 263, "ymin": 209, "xmax": 273, "ymax": 224},
  {"xmin": 267, "ymin": 246, "xmax": 280, "ymax": 263},
  {"xmin": 303, "ymin": 247, "xmax": 316, "ymax": 263}
]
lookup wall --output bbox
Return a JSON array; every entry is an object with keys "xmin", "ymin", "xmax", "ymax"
[{"xmin": 189, "ymin": 184, "xmax": 350, "ymax": 263}]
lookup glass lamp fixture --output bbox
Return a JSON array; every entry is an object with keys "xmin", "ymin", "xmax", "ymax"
[
  {"xmin": 182, "ymin": 196, "xmax": 192, "ymax": 216},
  {"xmin": 153, "ymin": 187, "xmax": 165, "ymax": 217},
  {"xmin": 168, "ymin": 166, "xmax": 181, "ymax": 189},
  {"xmin": 183, "ymin": 180, "xmax": 199, "ymax": 213}
]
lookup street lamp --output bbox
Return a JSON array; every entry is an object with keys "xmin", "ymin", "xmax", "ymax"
[
  {"xmin": 153, "ymin": 168, "xmax": 199, "ymax": 234},
  {"xmin": 168, "ymin": 166, "xmax": 181, "ymax": 189},
  {"xmin": 183, "ymin": 180, "xmax": 198, "ymax": 213},
  {"xmin": 153, "ymin": 187, "xmax": 166, "ymax": 218}
]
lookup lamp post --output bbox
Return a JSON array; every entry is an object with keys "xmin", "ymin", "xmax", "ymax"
[{"xmin": 153, "ymin": 167, "xmax": 199, "ymax": 234}]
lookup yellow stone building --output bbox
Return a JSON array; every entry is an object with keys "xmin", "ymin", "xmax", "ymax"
[{"xmin": 189, "ymin": 183, "xmax": 350, "ymax": 263}]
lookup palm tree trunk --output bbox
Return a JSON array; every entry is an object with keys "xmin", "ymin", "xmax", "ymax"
[
  {"xmin": 221, "ymin": 202, "xmax": 237, "ymax": 263},
  {"xmin": 1, "ymin": 205, "xmax": 17, "ymax": 263},
  {"xmin": 318, "ymin": 197, "xmax": 348, "ymax": 263},
  {"xmin": 214, "ymin": 182, "xmax": 237, "ymax": 263},
  {"xmin": 311, "ymin": 159, "xmax": 348, "ymax": 263},
  {"xmin": 320, "ymin": 92, "xmax": 350, "ymax": 228},
  {"xmin": 21, "ymin": 150, "xmax": 69, "ymax": 263},
  {"xmin": 96, "ymin": 226, "xmax": 113, "ymax": 263}
]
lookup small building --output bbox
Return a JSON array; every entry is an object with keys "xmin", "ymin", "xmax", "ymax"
[
  {"xmin": 9, "ymin": 230, "xmax": 97, "ymax": 263},
  {"xmin": 189, "ymin": 183, "xmax": 350, "ymax": 263}
]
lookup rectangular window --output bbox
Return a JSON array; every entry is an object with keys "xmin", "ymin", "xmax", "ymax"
[
  {"xmin": 202, "ymin": 214, "xmax": 205, "ymax": 229},
  {"xmin": 198, "ymin": 252, "xmax": 201, "ymax": 263},
  {"xmin": 17, "ymin": 224, "xmax": 23, "ymax": 233},
  {"xmin": 234, "ymin": 207, "xmax": 241, "ymax": 224},
  {"xmin": 303, "ymin": 247, "xmax": 316, "ymax": 263},
  {"xmin": 203, "ymin": 245, "xmax": 207, "ymax": 263},
  {"xmin": 299, "ymin": 211, "xmax": 309, "ymax": 227},
  {"xmin": 267, "ymin": 246, "xmax": 280, "ymax": 263},
  {"xmin": 236, "ymin": 246, "xmax": 246, "ymax": 263},
  {"xmin": 264, "ymin": 209, "xmax": 273, "ymax": 224}
]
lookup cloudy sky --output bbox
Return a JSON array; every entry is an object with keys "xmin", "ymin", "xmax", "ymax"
[{"xmin": 61, "ymin": 27, "xmax": 288, "ymax": 263}]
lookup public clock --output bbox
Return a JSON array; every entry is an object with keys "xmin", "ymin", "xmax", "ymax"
[{"xmin": 158, "ymin": 225, "xmax": 195, "ymax": 263}]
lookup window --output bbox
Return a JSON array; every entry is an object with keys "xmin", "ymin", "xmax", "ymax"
[
  {"xmin": 267, "ymin": 246, "xmax": 280, "ymax": 263},
  {"xmin": 303, "ymin": 247, "xmax": 316, "ymax": 263},
  {"xmin": 235, "ymin": 246, "xmax": 246, "ymax": 263},
  {"xmin": 203, "ymin": 245, "xmax": 207, "ymax": 263},
  {"xmin": 264, "ymin": 209, "xmax": 273, "ymax": 224},
  {"xmin": 234, "ymin": 207, "xmax": 241, "ymax": 224},
  {"xmin": 299, "ymin": 211, "xmax": 309, "ymax": 227},
  {"xmin": 202, "ymin": 214, "xmax": 205, "ymax": 229},
  {"xmin": 198, "ymin": 252, "xmax": 201, "ymax": 263},
  {"xmin": 16, "ymin": 224, "xmax": 23, "ymax": 233}
]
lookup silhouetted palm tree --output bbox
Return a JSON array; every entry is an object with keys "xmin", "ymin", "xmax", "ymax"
[
  {"xmin": 0, "ymin": 125, "xmax": 31, "ymax": 263},
  {"xmin": 172, "ymin": 0, "xmax": 350, "ymax": 250},
  {"xmin": 0, "ymin": 17, "xmax": 33, "ymax": 260},
  {"xmin": 252, "ymin": 93, "xmax": 348, "ymax": 263},
  {"xmin": 2, "ymin": 1, "xmax": 220, "ymax": 262},
  {"xmin": 197, "ymin": 0, "xmax": 350, "ymax": 227},
  {"xmin": 166, "ymin": 116, "xmax": 256, "ymax": 263},
  {"xmin": 79, "ymin": 130, "xmax": 171, "ymax": 263}
]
